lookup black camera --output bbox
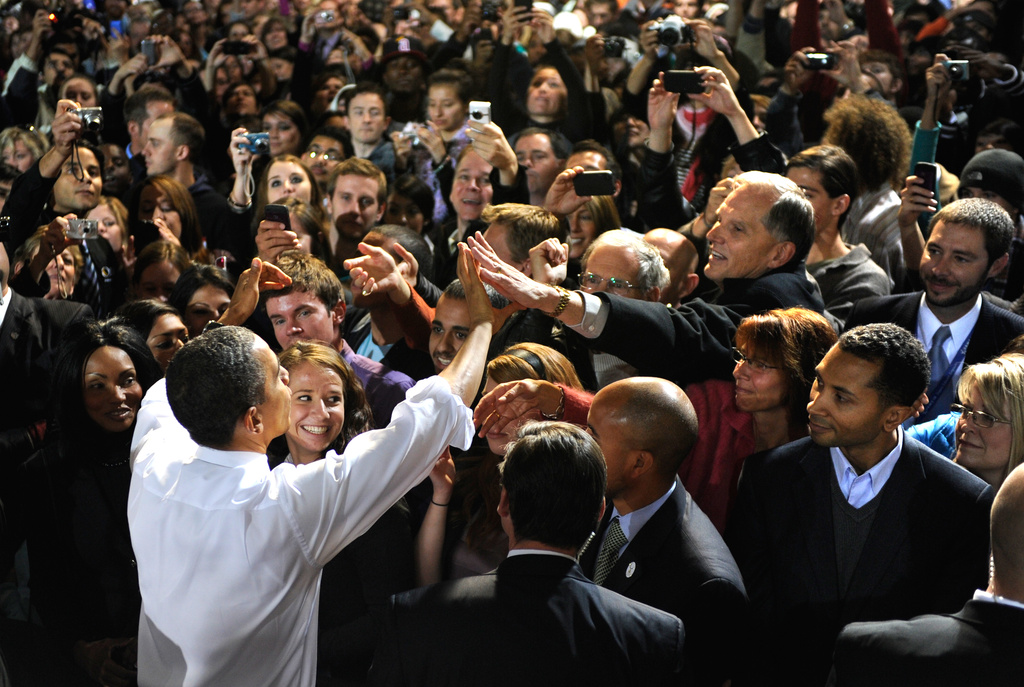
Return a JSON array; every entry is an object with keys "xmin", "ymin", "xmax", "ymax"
[
  {"xmin": 240, "ymin": 132, "xmax": 271, "ymax": 155},
  {"xmin": 71, "ymin": 107, "xmax": 104, "ymax": 131},
  {"xmin": 654, "ymin": 15, "xmax": 695, "ymax": 48},
  {"xmin": 604, "ymin": 36, "xmax": 625, "ymax": 58},
  {"xmin": 393, "ymin": 6, "xmax": 410, "ymax": 20},
  {"xmin": 481, "ymin": 1, "xmax": 499, "ymax": 22}
]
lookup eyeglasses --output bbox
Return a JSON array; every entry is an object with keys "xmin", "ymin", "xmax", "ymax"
[
  {"xmin": 580, "ymin": 272, "xmax": 637, "ymax": 292},
  {"xmin": 305, "ymin": 147, "xmax": 344, "ymax": 162},
  {"xmin": 731, "ymin": 347, "xmax": 779, "ymax": 372},
  {"xmin": 951, "ymin": 403, "xmax": 1010, "ymax": 429}
]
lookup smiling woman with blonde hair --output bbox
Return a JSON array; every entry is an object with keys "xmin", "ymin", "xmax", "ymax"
[{"xmin": 953, "ymin": 354, "xmax": 1024, "ymax": 489}]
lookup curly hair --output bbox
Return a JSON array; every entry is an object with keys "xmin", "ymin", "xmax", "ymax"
[
  {"xmin": 838, "ymin": 323, "xmax": 930, "ymax": 407},
  {"xmin": 823, "ymin": 95, "xmax": 911, "ymax": 193}
]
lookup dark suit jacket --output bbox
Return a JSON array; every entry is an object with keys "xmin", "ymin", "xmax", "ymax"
[
  {"xmin": 844, "ymin": 292, "xmax": 1024, "ymax": 366},
  {"xmin": 589, "ymin": 262, "xmax": 826, "ymax": 388},
  {"xmin": 829, "ymin": 599, "xmax": 1024, "ymax": 687},
  {"xmin": 726, "ymin": 436, "xmax": 994, "ymax": 687},
  {"xmin": 369, "ymin": 554, "xmax": 685, "ymax": 686},
  {"xmin": 0, "ymin": 291, "xmax": 92, "ymax": 462},
  {"xmin": 579, "ymin": 480, "xmax": 749, "ymax": 687}
]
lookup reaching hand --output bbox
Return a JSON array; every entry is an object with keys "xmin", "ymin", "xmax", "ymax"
[
  {"xmin": 474, "ymin": 378, "xmax": 563, "ymax": 437},
  {"xmin": 219, "ymin": 258, "xmax": 292, "ymax": 326},
  {"xmin": 689, "ymin": 66, "xmax": 741, "ymax": 117},
  {"xmin": 528, "ymin": 238, "xmax": 568, "ymax": 286},
  {"xmin": 468, "ymin": 232, "xmax": 558, "ymax": 311},
  {"xmin": 344, "ymin": 242, "xmax": 411, "ymax": 303},
  {"xmin": 255, "ymin": 218, "xmax": 301, "ymax": 264},
  {"xmin": 544, "ymin": 167, "xmax": 590, "ymax": 217},
  {"xmin": 456, "ymin": 242, "xmax": 494, "ymax": 328}
]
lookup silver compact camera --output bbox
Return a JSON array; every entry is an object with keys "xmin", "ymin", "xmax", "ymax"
[
  {"xmin": 71, "ymin": 106, "xmax": 104, "ymax": 131},
  {"xmin": 66, "ymin": 218, "xmax": 99, "ymax": 240}
]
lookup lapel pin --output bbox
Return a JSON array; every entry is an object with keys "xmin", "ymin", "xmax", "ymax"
[{"xmin": 625, "ymin": 561, "xmax": 636, "ymax": 578}]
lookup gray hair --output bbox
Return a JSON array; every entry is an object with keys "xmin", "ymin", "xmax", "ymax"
[{"xmin": 580, "ymin": 230, "xmax": 669, "ymax": 294}]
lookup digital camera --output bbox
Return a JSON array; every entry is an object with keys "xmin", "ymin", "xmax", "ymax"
[
  {"xmin": 66, "ymin": 218, "xmax": 100, "ymax": 240},
  {"xmin": 240, "ymin": 132, "xmax": 271, "ymax": 155},
  {"xmin": 71, "ymin": 107, "xmax": 104, "ymax": 131},
  {"xmin": 653, "ymin": 16, "xmax": 695, "ymax": 48}
]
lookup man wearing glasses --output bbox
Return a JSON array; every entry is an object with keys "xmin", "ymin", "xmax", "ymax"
[{"xmin": 303, "ymin": 127, "xmax": 352, "ymax": 193}]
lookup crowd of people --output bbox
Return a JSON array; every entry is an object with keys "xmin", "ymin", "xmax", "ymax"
[{"xmin": 2, "ymin": 0, "xmax": 1024, "ymax": 684}]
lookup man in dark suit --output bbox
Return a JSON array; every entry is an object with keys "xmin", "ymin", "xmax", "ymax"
[
  {"xmin": 369, "ymin": 422, "xmax": 685, "ymax": 686},
  {"xmin": 828, "ymin": 463, "xmax": 1024, "ymax": 686},
  {"xmin": 0, "ymin": 237, "xmax": 91, "ymax": 571},
  {"xmin": 727, "ymin": 323, "xmax": 994, "ymax": 687},
  {"xmin": 846, "ymin": 198, "xmax": 1024, "ymax": 422},
  {"xmin": 579, "ymin": 377, "xmax": 749, "ymax": 687},
  {"xmin": 470, "ymin": 170, "xmax": 825, "ymax": 389}
]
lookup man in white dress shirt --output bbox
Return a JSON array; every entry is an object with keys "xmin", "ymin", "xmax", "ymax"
[{"xmin": 128, "ymin": 250, "xmax": 493, "ymax": 687}]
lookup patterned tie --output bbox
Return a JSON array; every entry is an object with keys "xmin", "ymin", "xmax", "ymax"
[
  {"xmin": 921, "ymin": 325, "xmax": 953, "ymax": 422},
  {"xmin": 76, "ymin": 240, "xmax": 103, "ymax": 316},
  {"xmin": 593, "ymin": 517, "xmax": 627, "ymax": 586}
]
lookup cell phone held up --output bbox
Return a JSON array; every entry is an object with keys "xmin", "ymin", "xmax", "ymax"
[
  {"xmin": 222, "ymin": 40, "xmax": 252, "ymax": 56},
  {"xmin": 141, "ymin": 38, "xmax": 158, "ymax": 65},
  {"xmin": 572, "ymin": 170, "xmax": 615, "ymax": 197},
  {"xmin": 803, "ymin": 52, "xmax": 837, "ymax": 71},
  {"xmin": 662, "ymin": 70, "xmax": 705, "ymax": 94},
  {"xmin": 914, "ymin": 162, "xmax": 940, "ymax": 197},
  {"xmin": 468, "ymin": 101, "xmax": 491, "ymax": 126},
  {"xmin": 264, "ymin": 204, "xmax": 291, "ymax": 232}
]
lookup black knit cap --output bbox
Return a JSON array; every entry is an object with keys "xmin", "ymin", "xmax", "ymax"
[{"xmin": 958, "ymin": 148, "xmax": 1024, "ymax": 212}]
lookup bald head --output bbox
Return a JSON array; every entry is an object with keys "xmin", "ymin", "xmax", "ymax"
[
  {"xmin": 644, "ymin": 229, "xmax": 699, "ymax": 307},
  {"xmin": 593, "ymin": 377, "xmax": 699, "ymax": 482},
  {"xmin": 991, "ymin": 464, "xmax": 1024, "ymax": 599}
]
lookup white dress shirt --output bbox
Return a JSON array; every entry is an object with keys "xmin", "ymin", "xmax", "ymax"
[
  {"xmin": 830, "ymin": 427, "xmax": 904, "ymax": 508},
  {"xmin": 129, "ymin": 377, "xmax": 473, "ymax": 687},
  {"xmin": 917, "ymin": 292, "xmax": 982, "ymax": 380}
]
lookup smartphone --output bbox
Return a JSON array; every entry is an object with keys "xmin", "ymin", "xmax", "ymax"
[
  {"xmin": 141, "ymin": 38, "xmax": 157, "ymax": 65},
  {"xmin": 222, "ymin": 40, "xmax": 252, "ymax": 55},
  {"xmin": 914, "ymin": 162, "xmax": 940, "ymax": 197},
  {"xmin": 803, "ymin": 52, "xmax": 837, "ymax": 70},
  {"xmin": 662, "ymin": 70, "xmax": 705, "ymax": 94},
  {"xmin": 468, "ymin": 101, "xmax": 491, "ymax": 125},
  {"xmin": 133, "ymin": 219, "xmax": 161, "ymax": 254},
  {"xmin": 573, "ymin": 170, "xmax": 615, "ymax": 196},
  {"xmin": 513, "ymin": 0, "xmax": 532, "ymax": 9},
  {"xmin": 264, "ymin": 204, "xmax": 291, "ymax": 231}
]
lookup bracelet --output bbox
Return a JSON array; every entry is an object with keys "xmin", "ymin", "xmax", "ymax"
[
  {"xmin": 544, "ymin": 285, "xmax": 571, "ymax": 318},
  {"xmin": 541, "ymin": 386, "xmax": 565, "ymax": 421},
  {"xmin": 431, "ymin": 498, "xmax": 450, "ymax": 507},
  {"xmin": 227, "ymin": 196, "xmax": 252, "ymax": 213}
]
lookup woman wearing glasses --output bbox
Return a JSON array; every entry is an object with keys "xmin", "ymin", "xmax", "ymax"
[
  {"xmin": 950, "ymin": 354, "xmax": 1024, "ymax": 489},
  {"xmin": 682, "ymin": 307, "xmax": 836, "ymax": 532}
]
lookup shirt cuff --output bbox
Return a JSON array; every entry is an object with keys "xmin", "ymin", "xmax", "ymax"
[{"xmin": 566, "ymin": 290, "xmax": 608, "ymax": 339}]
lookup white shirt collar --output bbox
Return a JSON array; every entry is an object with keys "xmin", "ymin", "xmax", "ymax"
[
  {"xmin": 830, "ymin": 427, "xmax": 904, "ymax": 505},
  {"xmin": 973, "ymin": 589, "xmax": 1024, "ymax": 611},
  {"xmin": 507, "ymin": 548, "xmax": 578, "ymax": 562},
  {"xmin": 917, "ymin": 293, "xmax": 982, "ymax": 358},
  {"xmin": 0, "ymin": 285, "xmax": 11, "ymax": 328},
  {"xmin": 609, "ymin": 481, "xmax": 676, "ymax": 545}
]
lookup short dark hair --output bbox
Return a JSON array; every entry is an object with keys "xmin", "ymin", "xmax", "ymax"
[
  {"xmin": 166, "ymin": 326, "xmax": 267, "ymax": 448},
  {"xmin": 366, "ymin": 224, "xmax": 434, "ymax": 284},
  {"xmin": 929, "ymin": 197, "xmax": 1014, "ymax": 268},
  {"xmin": 161, "ymin": 111, "xmax": 206, "ymax": 163},
  {"xmin": 441, "ymin": 278, "xmax": 509, "ymax": 309},
  {"xmin": 169, "ymin": 264, "xmax": 235, "ymax": 322},
  {"xmin": 124, "ymin": 84, "xmax": 175, "ymax": 128},
  {"xmin": 305, "ymin": 125, "xmax": 354, "ymax": 160},
  {"xmin": 261, "ymin": 99, "xmax": 309, "ymax": 142},
  {"xmin": 114, "ymin": 298, "xmax": 183, "ymax": 340},
  {"xmin": 837, "ymin": 323, "xmax": 930, "ymax": 408},
  {"xmin": 427, "ymin": 67, "xmax": 476, "ymax": 104},
  {"xmin": 513, "ymin": 127, "xmax": 571, "ymax": 161},
  {"xmin": 344, "ymin": 81, "xmax": 389, "ymax": 117},
  {"xmin": 569, "ymin": 139, "xmax": 622, "ymax": 183},
  {"xmin": 786, "ymin": 144, "xmax": 860, "ymax": 227},
  {"xmin": 264, "ymin": 251, "xmax": 342, "ymax": 311},
  {"xmin": 52, "ymin": 318, "xmax": 162, "ymax": 452},
  {"xmin": 500, "ymin": 422, "xmax": 606, "ymax": 550}
]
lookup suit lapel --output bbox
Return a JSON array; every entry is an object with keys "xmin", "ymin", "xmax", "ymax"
[
  {"xmin": 894, "ymin": 294, "xmax": 921, "ymax": 332},
  {"xmin": 795, "ymin": 445, "xmax": 840, "ymax": 604},
  {"xmin": 965, "ymin": 300, "xmax": 996, "ymax": 365},
  {"xmin": 0, "ymin": 291, "xmax": 29, "ymax": 362},
  {"xmin": 600, "ymin": 480, "xmax": 684, "ymax": 594},
  {"xmin": 578, "ymin": 505, "xmax": 610, "ymax": 577},
  {"xmin": 841, "ymin": 442, "xmax": 923, "ymax": 620}
]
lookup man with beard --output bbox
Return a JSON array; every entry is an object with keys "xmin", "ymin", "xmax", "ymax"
[{"xmin": 846, "ymin": 198, "xmax": 1024, "ymax": 423}]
